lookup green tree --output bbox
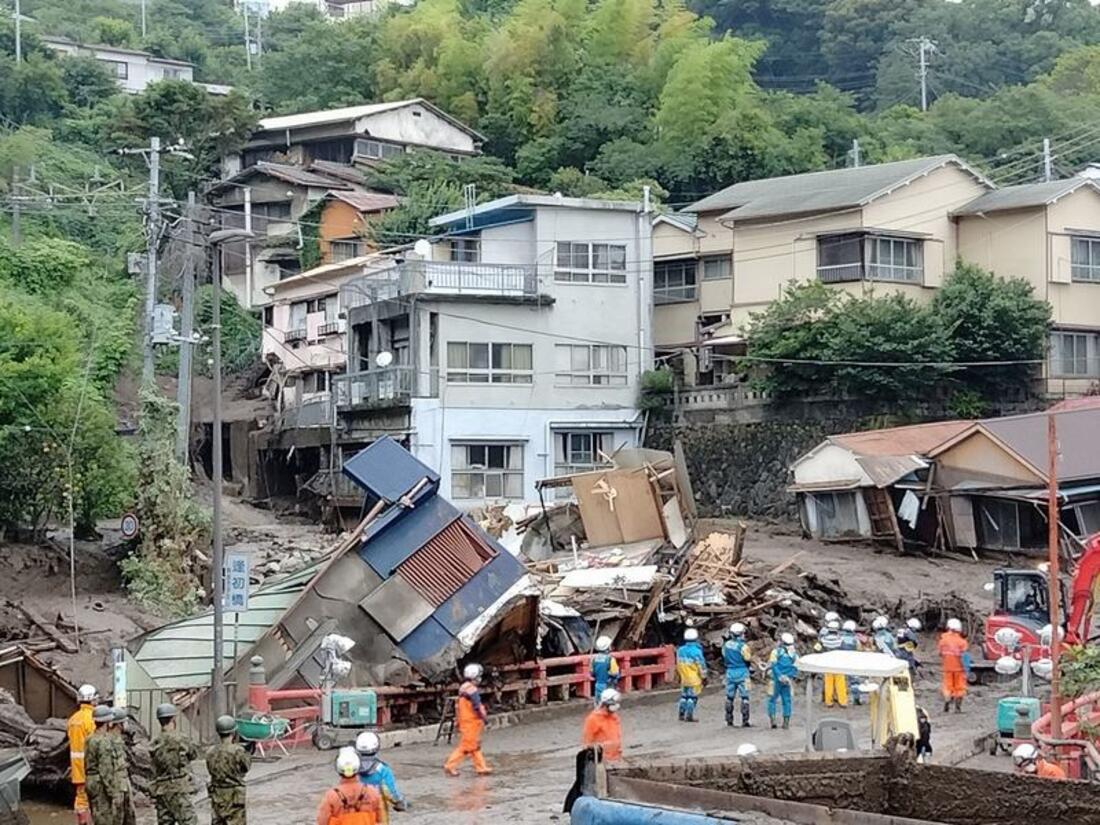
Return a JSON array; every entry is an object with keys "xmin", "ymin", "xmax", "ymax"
[
  {"xmin": 0, "ymin": 237, "xmax": 90, "ymax": 294},
  {"xmin": 931, "ymin": 262, "xmax": 1051, "ymax": 400},
  {"xmin": 91, "ymin": 16, "xmax": 138, "ymax": 47},
  {"xmin": 58, "ymin": 56, "xmax": 120, "ymax": 109},
  {"xmin": 0, "ymin": 54, "xmax": 68, "ymax": 124}
]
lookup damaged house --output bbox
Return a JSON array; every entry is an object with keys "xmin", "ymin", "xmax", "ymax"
[
  {"xmin": 125, "ymin": 437, "xmax": 534, "ymax": 734},
  {"xmin": 790, "ymin": 407, "xmax": 1100, "ymax": 555}
]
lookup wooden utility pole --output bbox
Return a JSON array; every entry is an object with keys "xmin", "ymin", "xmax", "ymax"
[{"xmin": 1047, "ymin": 411, "xmax": 1063, "ymax": 738}]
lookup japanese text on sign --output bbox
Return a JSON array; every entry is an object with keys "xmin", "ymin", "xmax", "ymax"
[{"xmin": 224, "ymin": 551, "xmax": 249, "ymax": 612}]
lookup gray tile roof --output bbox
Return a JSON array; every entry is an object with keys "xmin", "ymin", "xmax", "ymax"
[
  {"xmin": 684, "ymin": 155, "xmax": 987, "ymax": 221},
  {"xmin": 952, "ymin": 178, "xmax": 1099, "ymax": 215}
]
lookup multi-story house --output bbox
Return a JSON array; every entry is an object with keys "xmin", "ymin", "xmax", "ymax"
[
  {"xmin": 211, "ymin": 99, "xmax": 480, "ymax": 308},
  {"xmin": 40, "ymin": 37, "xmax": 229, "ymax": 95},
  {"xmin": 299, "ymin": 194, "xmax": 655, "ymax": 506},
  {"xmin": 654, "ymin": 155, "xmax": 992, "ymax": 386},
  {"xmin": 955, "ymin": 178, "xmax": 1100, "ymax": 396}
]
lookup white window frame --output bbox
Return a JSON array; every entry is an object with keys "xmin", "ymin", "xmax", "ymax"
[
  {"xmin": 555, "ymin": 344, "xmax": 628, "ymax": 386},
  {"xmin": 554, "ymin": 242, "xmax": 627, "ymax": 284},
  {"xmin": 451, "ymin": 442, "xmax": 524, "ymax": 499},
  {"xmin": 353, "ymin": 138, "xmax": 404, "ymax": 161},
  {"xmin": 330, "ymin": 239, "xmax": 362, "ymax": 262},
  {"xmin": 654, "ymin": 259, "xmax": 697, "ymax": 303},
  {"xmin": 866, "ymin": 236, "xmax": 923, "ymax": 283},
  {"xmin": 554, "ymin": 431, "xmax": 613, "ymax": 477},
  {"xmin": 701, "ymin": 255, "xmax": 731, "ymax": 281},
  {"xmin": 100, "ymin": 59, "xmax": 129, "ymax": 79},
  {"xmin": 449, "ymin": 237, "xmax": 480, "ymax": 263},
  {"xmin": 1071, "ymin": 236, "xmax": 1100, "ymax": 282},
  {"xmin": 1049, "ymin": 330, "xmax": 1095, "ymax": 377},
  {"xmin": 446, "ymin": 341, "xmax": 533, "ymax": 384}
]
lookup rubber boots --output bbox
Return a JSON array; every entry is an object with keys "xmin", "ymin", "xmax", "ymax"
[
  {"xmin": 725, "ymin": 699, "xmax": 734, "ymax": 727},
  {"xmin": 954, "ymin": 697, "xmax": 963, "ymax": 714},
  {"xmin": 770, "ymin": 716, "xmax": 777, "ymax": 729},
  {"xmin": 741, "ymin": 698, "xmax": 751, "ymax": 728},
  {"xmin": 782, "ymin": 717, "xmax": 790, "ymax": 730}
]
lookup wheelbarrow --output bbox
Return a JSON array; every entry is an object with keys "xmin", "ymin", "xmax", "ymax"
[{"xmin": 236, "ymin": 714, "xmax": 292, "ymax": 759}]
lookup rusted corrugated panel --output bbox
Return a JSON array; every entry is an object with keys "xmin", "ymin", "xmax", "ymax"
[{"xmin": 397, "ymin": 519, "xmax": 496, "ymax": 606}]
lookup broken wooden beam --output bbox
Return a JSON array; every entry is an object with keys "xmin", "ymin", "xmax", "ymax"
[{"xmin": 8, "ymin": 602, "xmax": 77, "ymax": 653}]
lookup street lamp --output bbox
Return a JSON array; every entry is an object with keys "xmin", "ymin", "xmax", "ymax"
[{"xmin": 207, "ymin": 227, "xmax": 255, "ymax": 718}]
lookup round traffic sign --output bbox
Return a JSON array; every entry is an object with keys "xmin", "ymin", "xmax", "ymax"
[{"xmin": 120, "ymin": 512, "xmax": 139, "ymax": 539}]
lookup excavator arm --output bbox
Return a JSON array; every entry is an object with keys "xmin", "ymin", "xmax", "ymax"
[{"xmin": 1066, "ymin": 533, "xmax": 1100, "ymax": 645}]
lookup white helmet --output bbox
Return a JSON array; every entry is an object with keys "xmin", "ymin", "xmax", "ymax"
[
  {"xmin": 1012, "ymin": 743, "xmax": 1039, "ymax": 769},
  {"xmin": 842, "ymin": 620, "xmax": 857, "ymax": 632},
  {"xmin": 684, "ymin": 628, "xmax": 699, "ymax": 642},
  {"xmin": 735, "ymin": 743, "xmax": 759, "ymax": 757},
  {"xmin": 595, "ymin": 635, "xmax": 612, "ymax": 653},
  {"xmin": 354, "ymin": 731, "xmax": 380, "ymax": 756},
  {"xmin": 77, "ymin": 684, "xmax": 98, "ymax": 704},
  {"xmin": 463, "ymin": 663, "xmax": 484, "ymax": 682},
  {"xmin": 730, "ymin": 622, "xmax": 746, "ymax": 636},
  {"xmin": 906, "ymin": 618, "xmax": 922, "ymax": 632},
  {"xmin": 827, "ymin": 620, "xmax": 840, "ymax": 631},
  {"xmin": 946, "ymin": 618, "xmax": 963, "ymax": 633},
  {"xmin": 599, "ymin": 688, "xmax": 621, "ymax": 711},
  {"xmin": 872, "ymin": 616, "xmax": 889, "ymax": 631},
  {"xmin": 780, "ymin": 632, "xmax": 795, "ymax": 646},
  {"xmin": 336, "ymin": 746, "xmax": 360, "ymax": 777},
  {"xmin": 824, "ymin": 611, "xmax": 840, "ymax": 624}
]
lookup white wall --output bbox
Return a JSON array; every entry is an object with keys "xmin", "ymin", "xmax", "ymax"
[
  {"xmin": 356, "ymin": 106, "xmax": 479, "ymax": 154},
  {"xmin": 791, "ymin": 443, "xmax": 872, "ymax": 487},
  {"xmin": 410, "ymin": 401, "xmax": 641, "ymax": 503}
]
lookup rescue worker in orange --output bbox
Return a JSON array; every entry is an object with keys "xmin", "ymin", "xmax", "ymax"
[
  {"xmin": 1013, "ymin": 744, "xmax": 1067, "ymax": 780},
  {"xmin": 937, "ymin": 618, "xmax": 971, "ymax": 713},
  {"xmin": 66, "ymin": 683, "xmax": 98, "ymax": 825},
  {"xmin": 443, "ymin": 663, "xmax": 492, "ymax": 776},
  {"xmin": 582, "ymin": 688, "xmax": 623, "ymax": 761},
  {"xmin": 316, "ymin": 747, "xmax": 383, "ymax": 825}
]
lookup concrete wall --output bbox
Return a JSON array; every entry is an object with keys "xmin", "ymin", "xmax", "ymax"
[
  {"xmin": 1046, "ymin": 187, "xmax": 1100, "ymax": 329},
  {"xmin": 957, "ymin": 208, "xmax": 1047, "ymax": 288},
  {"xmin": 355, "ymin": 105, "xmax": 479, "ymax": 154},
  {"xmin": 410, "ymin": 400, "xmax": 641, "ymax": 502}
]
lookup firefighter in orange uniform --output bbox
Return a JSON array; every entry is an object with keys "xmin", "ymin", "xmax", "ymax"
[
  {"xmin": 66, "ymin": 684, "xmax": 99, "ymax": 825},
  {"xmin": 443, "ymin": 663, "xmax": 492, "ymax": 776},
  {"xmin": 937, "ymin": 618, "xmax": 970, "ymax": 713},
  {"xmin": 1014, "ymin": 744, "xmax": 1068, "ymax": 780},
  {"xmin": 581, "ymin": 688, "xmax": 623, "ymax": 761},
  {"xmin": 316, "ymin": 747, "xmax": 382, "ymax": 825}
]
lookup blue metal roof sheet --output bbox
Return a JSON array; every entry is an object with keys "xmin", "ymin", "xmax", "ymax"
[{"xmin": 342, "ymin": 436, "xmax": 439, "ymax": 501}]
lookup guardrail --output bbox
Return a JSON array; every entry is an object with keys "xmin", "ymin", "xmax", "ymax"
[{"xmin": 245, "ymin": 645, "xmax": 676, "ymax": 745}]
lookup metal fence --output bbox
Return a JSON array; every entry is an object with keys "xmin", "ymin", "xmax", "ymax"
[
  {"xmin": 340, "ymin": 261, "xmax": 539, "ymax": 309},
  {"xmin": 332, "ymin": 366, "xmax": 416, "ymax": 408}
]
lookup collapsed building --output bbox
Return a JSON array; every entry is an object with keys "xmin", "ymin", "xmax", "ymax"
[{"xmin": 789, "ymin": 406, "xmax": 1100, "ymax": 555}]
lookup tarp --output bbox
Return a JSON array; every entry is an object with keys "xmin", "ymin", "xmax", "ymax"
[{"xmin": 796, "ymin": 651, "xmax": 908, "ymax": 678}]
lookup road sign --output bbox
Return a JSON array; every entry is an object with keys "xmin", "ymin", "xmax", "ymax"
[
  {"xmin": 224, "ymin": 551, "xmax": 250, "ymax": 612},
  {"xmin": 120, "ymin": 512, "xmax": 139, "ymax": 540}
]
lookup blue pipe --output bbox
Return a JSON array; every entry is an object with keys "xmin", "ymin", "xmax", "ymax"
[{"xmin": 570, "ymin": 797, "xmax": 732, "ymax": 825}]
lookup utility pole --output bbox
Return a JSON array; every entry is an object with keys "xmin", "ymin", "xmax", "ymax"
[
  {"xmin": 243, "ymin": 6, "xmax": 252, "ymax": 71},
  {"xmin": 140, "ymin": 0, "xmax": 147, "ymax": 37},
  {"xmin": 243, "ymin": 187, "xmax": 253, "ymax": 308},
  {"xmin": 256, "ymin": 11, "xmax": 263, "ymax": 68},
  {"xmin": 143, "ymin": 137, "xmax": 161, "ymax": 385},
  {"xmin": 10, "ymin": 167, "xmax": 20, "ymax": 247},
  {"xmin": 914, "ymin": 36, "xmax": 937, "ymax": 112},
  {"xmin": 850, "ymin": 139, "xmax": 861, "ymax": 169},
  {"xmin": 206, "ymin": 227, "xmax": 254, "ymax": 719},
  {"xmin": 1047, "ymin": 412, "xmax": 1063, "ymax": 739},
  {"xmin": 1043, "ymin": 137, "xmax": 1053, "ymax": 183},
  {"xmin": 175, "ymin": 192, "xmax": 196, "ymax": 463},
  {"xmin": 14, "ymin": 0, "xmax": 22, "ymax": 63}
]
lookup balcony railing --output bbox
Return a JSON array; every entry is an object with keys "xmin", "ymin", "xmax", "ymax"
[
  {"xmin": 317, "ymin": 320, "xmax": 344, "ymax": 337},
  {"xmin": 276, "ymin": 395, "xmax": 332, "ymax": 429},
  {"xmin": 284, "ymin": 327, "xmax": 308, "ymax": 343},
  {"xmin": 332, "ymin": 366, "xmax": 415, "ymax": 409},
  {"xmin": 816, "ymin": 263, "xmax": 865, "ymax": 283},
  {"xmin": 817, "ymin": 263, "xmax": 923, "ymax": 284},
  {"xmin": 340, "ymin": 261, "xmax": 539, "ymax": 309}
]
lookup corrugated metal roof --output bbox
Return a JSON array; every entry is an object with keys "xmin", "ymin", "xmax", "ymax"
[
  {"xmin": 684, "ymin": 155, "xmax": 987, "ymax": 220},
  {"xmin": 830, "ymin": 420, "xmax": 970, "ymax": 457},
  {"xmin": 253, "ymin": 161, "xmax": 352, "ymax": 189},
  {"xmin": 397, "ymin": 518, "xmax": 495, "ymax": 606},
  {"xmin": 855, "ymin": 455, "xmax": 927, "ymax": 488},
  {"xmin": 258, "ymin": 99, "xmax": 426, "ymax": 132},
  {"xmin": 131, "ymin": 561, "xmax": 322, "ymax": 689},
  {"xmin": 331, "ymin": 190, "xmax": 400, "ymax": 213},
  {"xmin": 981, "ymin": 407, "xmax": 1100, "ymax": 481},
  {"xmin": 952, "ymin": 179, "xmax": 1098, "ymax": 216},
  {"xmin": 308, "ymin": 160, "xmax": 367, "ymax": 185}
]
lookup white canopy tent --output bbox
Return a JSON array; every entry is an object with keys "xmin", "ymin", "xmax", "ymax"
[{"xmin": 796, "ymin": 651, "xmax": 913, "ymax": 751}]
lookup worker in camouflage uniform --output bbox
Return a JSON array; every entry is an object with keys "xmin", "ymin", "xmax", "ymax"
[
  {"xmin": 111, "ymin": 708, "xmax": 138, "ymax": 825},
  {"xmin": 83, "ymin": 705, "xmax": 117, "ymax": 825},
  {"xmin": 150, "ymin": 703, "xmax": 201, "ymax": 825},
  {"xmin": 206, "ymin": 715, "xmax": 251, "ymax": 825}
]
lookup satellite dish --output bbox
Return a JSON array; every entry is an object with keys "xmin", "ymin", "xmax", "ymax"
[
  {"xmin": 375, "ymin": 351, "xmax": 394, "ymax": 368},
  {"xmin": 413, "ymin": 239, "xmax": 432, "ymax": 258}
]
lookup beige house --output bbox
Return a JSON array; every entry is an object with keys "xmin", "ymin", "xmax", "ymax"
[
  {"xmin": 654, "ymin": 155, "xmax": 991, "ymax": 384},
  {"xmin": 955, "ymin": 178, "xmax": 1100, "ymax": 395}
]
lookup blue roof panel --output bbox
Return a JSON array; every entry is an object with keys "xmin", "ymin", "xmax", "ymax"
[{"xmin": 342, "ymin": 436, "xmax": 439, "ymax": 501}]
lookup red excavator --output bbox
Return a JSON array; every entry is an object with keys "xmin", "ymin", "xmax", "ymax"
[{"xmin": 983, "ymin": 533, "xmax": 1100, "ymax": 660}]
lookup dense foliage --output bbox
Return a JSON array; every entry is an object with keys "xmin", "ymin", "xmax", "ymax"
[{"xmin": 743, "ymin": 265, "xmax": 1051, "ymax": 402}]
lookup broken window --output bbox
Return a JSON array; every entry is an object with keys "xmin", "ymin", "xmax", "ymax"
[{"xmin": 451, "ymin": 442, "xmax": 524, "ymax": 499}]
